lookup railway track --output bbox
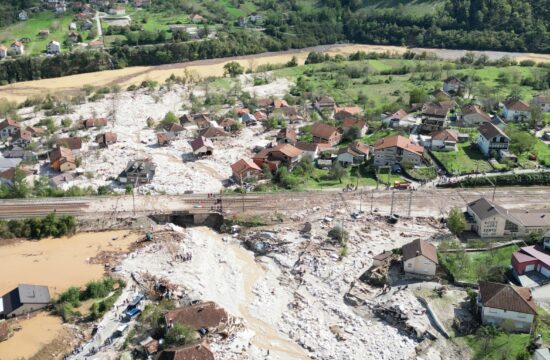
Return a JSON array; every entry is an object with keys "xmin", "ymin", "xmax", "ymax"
[{"xmin": 0, "ymin": 186, "xmax": 549, "ymax": 219}]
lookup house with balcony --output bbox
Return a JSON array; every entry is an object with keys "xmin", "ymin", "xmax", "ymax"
[{"xmin": 476, "ymin": 122, "xmax": 510, "ymax": 158}]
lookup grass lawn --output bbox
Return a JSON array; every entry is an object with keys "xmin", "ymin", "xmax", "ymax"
[
  {"xmin": 301, "ymin": 167, "xmax": 378, "ymax": 189},
  {"xmin": 0, "ymin": 12, "xmax": 74, "ymax": 55},
  {"xmin": 432, "ymin": 142, "xmax": 492, "ymax": 175},
  {"xmin": 407, "ymin": 166, "xmax": 437, "ymax": 180},
  {"xmin": 130, "ymin": 9, "xmax": 190, "ymax": 32},
  {"xmin": 362, "ymin": 129, "xmax": 401, "ymax": 144},
  {"xmin": 537, "ymin": 307, "xmax": 550, "ymax": 346},
  {"xmin": 463, "ymin": 333, "xmax": 530, "ymax": 360},
  {"xmin": 362, "ymin": 0, "xmax": 445, "ymax": 15},
  {"xmin": 439, "ymin": 244, "xmax": 519, "ymax": 283},
  {"xmin": 533, "ymin": 139, "xmax": 550, "ymax": 165}
]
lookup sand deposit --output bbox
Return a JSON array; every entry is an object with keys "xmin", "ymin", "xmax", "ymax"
[{"xmin": 0, "ymin": 230, "xmax": 139, "ymax": 296}]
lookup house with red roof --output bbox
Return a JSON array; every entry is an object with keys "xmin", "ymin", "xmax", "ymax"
[
  {"xmin": 311, "ymin": 122, "xmax": 342, "ymax": 147},
  {"xmin": 512, "ymin": 245, "xmax": 550, "ymax": 279},
  {"xmin": 503, "ymin": 99, "xmax": 530, "ymax": 121},
  {"xmin": 477, "ymin": 281, "xmax": 537, "ymax": 332},
  {"xmin": 373, "ymin": 135, "xmax": 424, "ymax": 167},
  {"xmin": 252, "ymin": 144, "xmax": 303, "ymax": 172},
  {"xmin": 231, "ymin": 159, "xmax": 263, "ymax": 184}
]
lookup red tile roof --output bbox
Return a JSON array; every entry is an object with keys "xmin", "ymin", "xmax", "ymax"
[
  {"xmin": 374, "ymin": 135, "xmax": 424, "ymax": 156},
  {"xmin": 56, "ymin": 137, "xmax": 82, "ymax": 150},
  {"xmin": 402, "ymin": 239, "xmax": 438, "ymax": 264},
  {"xmin": 479, "ymin": 281, "xmax": 537, "ymax": 315},
  {"xmin": 311, "ymin": 122, "xmax": 340, "ymax": 139},
  {"xmin": 504, "ymin": 99, "xmax": 530, "ymax": 111},
  {"xmin": 431, "ymin": 129, "xmax": 459, "ymax": 142},
  {"xmin": 164, "ymin": 302, "xmax": 228, "ymax": 330},
  {"xmin": 190, "ymin": 136, "xmax": 214, "ymax": 152},
  {"xmin": 231, "ymin": 159, "xmax": 261, "ymax": 174}
]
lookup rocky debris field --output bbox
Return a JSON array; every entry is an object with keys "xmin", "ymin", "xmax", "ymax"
[
  {"xmin": 15, "ymin": 79, "xmax": 289, "ymax": 195},
  {"xmin": 76, "ymin": 204, "xmax": 464, "ymax": 360}
]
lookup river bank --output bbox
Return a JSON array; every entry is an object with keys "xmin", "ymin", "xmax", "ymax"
[{"xmin": 1, "ymin": 43, "xmax": 550, "ymax": 103}]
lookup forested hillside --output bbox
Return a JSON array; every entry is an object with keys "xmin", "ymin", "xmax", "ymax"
[
  {"xmin": 0, "ymin": 0, "xmax": 38, "ymax": 28},
  {"xmin": 0, "ymin": 0, "xmax": 549, "ymax": 83},
  {"xmin": 344, "ymin": 0, "xmax": 550, "ymax": 52}
]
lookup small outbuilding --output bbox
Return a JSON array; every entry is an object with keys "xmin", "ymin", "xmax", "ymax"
[{"xmin": 0, "ymin": 284, "xmax": 51, "ymax": 318}]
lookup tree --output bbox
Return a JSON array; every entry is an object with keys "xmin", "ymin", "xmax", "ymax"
[
  {"xmin": 286, "ymin": 56, "xmax": 298, "ymax": 67},
  {"xmin": 328, "ymin": 161, "xmax": 346, "ymax": 183},
  {"xmin": 160, "ymin": 112, "xmax": 178, "ymax": 126},
  {"xmin": 529, "ymin": 103, "xmax": 543, "ymax": 128},
  {"xmin": 409, "ymin": 87, "xmax": 428, "ymax": 105},
  {"xmin": 509, "ymin": 131, "xmax": 536, "ymax": 155},
  {"xmin": 223, "ymin": 62, "xmax": 244, "ymax": 77},
  {"xmin": 447, "ymin": 207, "xmax": 466, "ymax": 235},
  {"xmin": 344, "ymin": 125, "xmax": 362, "ymax": 141},
  {"xmin": 11, "ymin": 168, "xmax": 31, "ymax": 198},
  {"xmin": 164, "ymin": 323, "xmax": 196, "ymax": 347}
]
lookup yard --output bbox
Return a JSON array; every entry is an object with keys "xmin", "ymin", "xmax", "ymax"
[
  {"xmin": 0, "ymin": 12, "xmax": 74, "ymax": 55},
  {"xmin": 463, "ymin": 332, "xmax": 531, "ymax": 360},
  {"xmin": 432, "ymin": 142, "xmax": 492, "ymax": 175},
  {"xmin": 438, "ymin": 244, "xmax": 519, "ymax": 283}
]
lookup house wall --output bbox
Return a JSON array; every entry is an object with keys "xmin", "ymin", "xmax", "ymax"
[
  {"xmin": 0, "ymin": 126, "xmax": 19, "ymax": 139},
  {"xmin": 431, "ymin": 139, "xmax": 456, "ymax": 151},
  {"xmin": 6, "ymin": 303, "xmax": 49, "ymax": 318},
  {"xmin": 504, "ymin": 108, "xmax": 530, "ymax": 121},
  {"xmin": 463, "ymin": 113, "xmax": 487, "ymax": 126},
  {"xmin": 403, "ymin": 255, "xmax": 436, "ymax": 276},
  {"xmin": 337, "ymin": 153, "xmax": 354, "ymax": 166},
  {"xmin": 476, "ymin": 135, "xmax": 509, "ymax": 157},
  {"xmin": 481, "ymin": 306, "xmax": 534, "ymax": 332},
  {"xmin": 512, "ymin": 257, "xmax": 541, "ymax": 275},
  {"xmin": 374, "ymin": 147, "xmax": 422, "ymax": 167}
]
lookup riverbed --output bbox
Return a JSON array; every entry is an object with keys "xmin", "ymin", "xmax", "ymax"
[{"xmin": 1, "ymin": 43, "xmax": 549, "ymax": 103}]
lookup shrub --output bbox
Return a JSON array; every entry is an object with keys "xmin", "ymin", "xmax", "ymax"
[{"xmin": 164, "ymin": 323, "xmax": 196, "ymax": 347}]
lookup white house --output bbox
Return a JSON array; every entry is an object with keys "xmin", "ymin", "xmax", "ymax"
[
  {"xmin": 382, "ymin": 109, "xmax": 411, "ymax": 128},
  {"xmin": 18, "ymin": 10, "xmax": 28, "ymax": 21},
  {"xmin": 478, "ymin": 281, "xmax": 537, "ymax": 333},
  {"xmin": 476, "ymin": 122, "xmax": 510, "ymax": 158},
  {"xmin": 402, "ymin": 239, "xmax": 438, "ymax": 276},
  {"xmin": 429, "ymin": 129, "xmax": 459, "ymax": 151},
  {"xmin": 46, "ymin": 40, "xmax": 61, "ymax": 55},
  {"xmin": 373, "ymin": 135, "xmax": 424, "ymax": 167},
  {"xmin": 461, "ymin": 104, "xmax": 491, "ymax": 126},
  {"xmin": 109, "ymin": 6, "xmax": 126, "ymax": 15},
  {"xmin": 190, "ymin": 136, "xmax": 214, "ymax": 156},
  {"xmin": 0, "ymin": 118, "xmax": 21, "ymax": 139},
  {"xmin": 443, "ymin": 76, "xmax": 465, "ymax": 95},
  {"xmin": 503, "ymin": 99, "xmax": 530, "ymax": 121},
  {"xmin": 533, "ymin": 95, "xmax": 550, "ymax": 113},
  {"xmin": 10, "ymin": 41, "xmax": 24, "ymax": 55}
]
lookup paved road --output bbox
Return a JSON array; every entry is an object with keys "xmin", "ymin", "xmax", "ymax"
[{"xmin": 1, "ymin": 186, "xmax": 550, "ymax": 219}]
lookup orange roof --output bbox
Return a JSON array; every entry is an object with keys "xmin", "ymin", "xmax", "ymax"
[
  {"xmin": 342, "ymin": 118, "xmax": 366, "ymax": 129},
  {"xmin": 374, "ymin": 135, "xmax": 424, "ymax": 156},
  {"xmin": 311, "ymin": 122, "xmax": 340, "ymax": 139},
  {"xmin": 231, "ymin": 159, "xmax": 261, "ymax": 174},
  {"xmin": 335, "ymin": 106, "xmax": 362, "ymax": 115},
  {"xmin": 254, "ymin": 144, "xmax": 303, "ymax": 160}
]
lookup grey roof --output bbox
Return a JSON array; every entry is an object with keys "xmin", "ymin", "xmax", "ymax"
[
  {"xmin": 402, "ymin": 239, "xmax": 438, "ymax": 264},
  {"xmin": 0, "ymin": 157, "xmax": 22, "ymax": 170},
  {"xmin": 17, "ymin": 284, "xmax": 50, "ymax": 304},
  {"xmin": 467, "ymin": 197, "xmax": 508, "ymax": 220}
]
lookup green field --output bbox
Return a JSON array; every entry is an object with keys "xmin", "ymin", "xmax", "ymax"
[
  {"xmin": 432, "ymin": 142, "xmax": 493, "ymax": 175},
  {"xmin": 0, "ymin": 12, "xmax": 75, "ymax": 55},
  {"xmin": 439, "ymin": 245, "xmax": 518, "ymax": 283},
  {"xmin": 362, "ymin": 0, "xmax": 445, "ymax": 16}
]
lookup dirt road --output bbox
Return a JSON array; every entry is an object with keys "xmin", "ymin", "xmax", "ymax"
[{"xmin": 1, "ymin": 44, "xmax": 550, "ymax": 102}]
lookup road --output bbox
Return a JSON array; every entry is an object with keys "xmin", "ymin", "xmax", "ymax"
[
  {"xmin": 1, "ymin": 186, "xmax": 550, "ymax": 220},
  {"xmin": 95, "ymin": 11, "xmax": 103, "ymax": 39}
]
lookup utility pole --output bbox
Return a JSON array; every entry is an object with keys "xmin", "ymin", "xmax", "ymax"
[
  {"xmin": 389, "ymin": 191, "xmax": 395, "ymax": 215},
  {"xmin": 359, "ymin": 188, "xmax": 363, "ymax": 212},
  {"xmin": 370, "ymin": 190, "xmax": 374, "ymax": 214},
  {"xmin": 408, "ymin": 190, "xmax": 413, "ymax": 217}
]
